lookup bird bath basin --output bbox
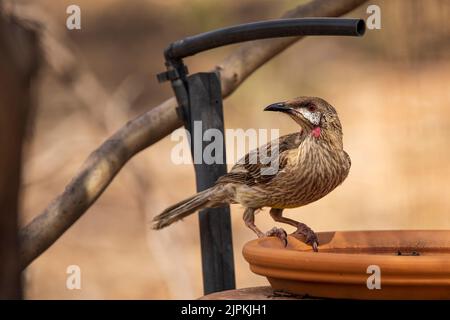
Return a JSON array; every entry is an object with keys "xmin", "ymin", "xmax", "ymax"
[{"xmin": 243, "ymin": 230, "xmax": 450, "ymax": 299}]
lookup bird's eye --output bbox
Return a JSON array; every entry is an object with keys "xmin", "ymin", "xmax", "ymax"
[{"xmin": 306, "ymin": 104, "xmax": 316, "ymax": 112}]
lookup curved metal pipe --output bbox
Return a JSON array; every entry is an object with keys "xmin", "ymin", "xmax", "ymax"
[{"xmin": 164, "ymin": 18, "xmax": 365, "ymax": 60}]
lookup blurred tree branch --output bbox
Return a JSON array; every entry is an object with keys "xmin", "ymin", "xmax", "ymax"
[
  {"xmin": 18, "ymin": 0, "xmax": 367, "ymax": 269},
  {"xmin": 0, "ymin": 8, "xmax": 39, "ymax": 297}
]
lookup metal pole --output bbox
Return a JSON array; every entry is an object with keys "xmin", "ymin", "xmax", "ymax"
[{"xmin": 186, "ymin": 72, "xmax": 235, "ymax": 294}]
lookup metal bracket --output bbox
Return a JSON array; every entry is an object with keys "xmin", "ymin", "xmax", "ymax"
[
  {"xmin": 158, "ymin": 59, "xmax": 190, "ymax": 124},
  {"xmin": 156, "ymin": 64, "xmax": 189, "ymax": 83}
]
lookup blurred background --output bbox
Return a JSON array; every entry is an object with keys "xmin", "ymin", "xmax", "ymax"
[{"xmin": 9, "ymin": 0, "xmax": 450, "ymax": 298}]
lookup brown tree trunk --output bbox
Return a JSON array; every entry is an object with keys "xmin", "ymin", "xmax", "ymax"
[{"xmin": 0, "ymin": 11, "xmax": 39, "ymax": 299}]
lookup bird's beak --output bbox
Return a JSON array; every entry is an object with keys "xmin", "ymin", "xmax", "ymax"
[{"xmin": 264, "ymin": 102, "xmax": 293, "ymax": 114}]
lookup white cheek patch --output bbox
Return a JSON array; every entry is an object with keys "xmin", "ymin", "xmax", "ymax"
[{"xmin": 299, "ymin": 109, "xmax": 321, "ymax": 126}]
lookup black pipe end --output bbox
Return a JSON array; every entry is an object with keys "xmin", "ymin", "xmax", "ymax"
[{"xmin": 356, "ymin": 19, "xmax": 366, "ymax": 36}]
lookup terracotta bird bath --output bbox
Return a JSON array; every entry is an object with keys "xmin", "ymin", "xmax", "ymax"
[{"xmin": 243, "ymin": 230, "xmax": 450, "ymax": 299}]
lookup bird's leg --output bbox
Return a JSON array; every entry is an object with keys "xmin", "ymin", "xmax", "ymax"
[
  {"xmin": 243, "ymin": 208, "xmax": 264, "ymax": 237},
  {"xmin": 243, "ymin": 208, "xmax": 287, "ymax": 246},
  {"xmin": 269, "ymin": 208, "xmax": 319, "ymax": 252}
]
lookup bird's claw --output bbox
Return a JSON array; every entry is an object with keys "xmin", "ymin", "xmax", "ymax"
[
  {"xmin": 265, "ymin": 227, "xmax": 288, "ymax": 247},
  {"xmin": 311, "ymin": 241, "xmax": 319, "ymax": 253},
  {"xmin": 292, "ymin": 223, "xmax": 319, "ymax": 252}
]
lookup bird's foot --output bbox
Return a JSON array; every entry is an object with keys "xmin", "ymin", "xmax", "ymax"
[
  {"xmin": 263, "ymin": 227, "xmax": 288, "ymax": 247},
  {"xmin": 292, "ymin": 223, "xmax": 319, "ymax": 252}
]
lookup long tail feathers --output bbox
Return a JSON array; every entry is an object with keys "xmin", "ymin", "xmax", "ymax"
[{"xmin": 152, "ymin": 188, "xmax": 215, "ymax": 229}]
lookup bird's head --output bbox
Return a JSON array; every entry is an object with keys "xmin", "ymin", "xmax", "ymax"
[{"xmin": 264, "ymin": 96, "xmax": 342, "ymax": 140}]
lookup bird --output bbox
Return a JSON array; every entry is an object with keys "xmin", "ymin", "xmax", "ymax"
[{"xmin": 152, "ymin": 96, "xmax": 351, "ymax": 251}]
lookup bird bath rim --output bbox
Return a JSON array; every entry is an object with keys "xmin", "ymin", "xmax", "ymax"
[{"xmin": 243, "ymin": 230, "xmax": 450, "ymax": 299}]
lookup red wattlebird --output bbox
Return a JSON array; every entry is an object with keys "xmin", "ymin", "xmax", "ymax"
[{"xmin": 153, "ymin": 97, "xmax": 351, "ymax": 251}]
